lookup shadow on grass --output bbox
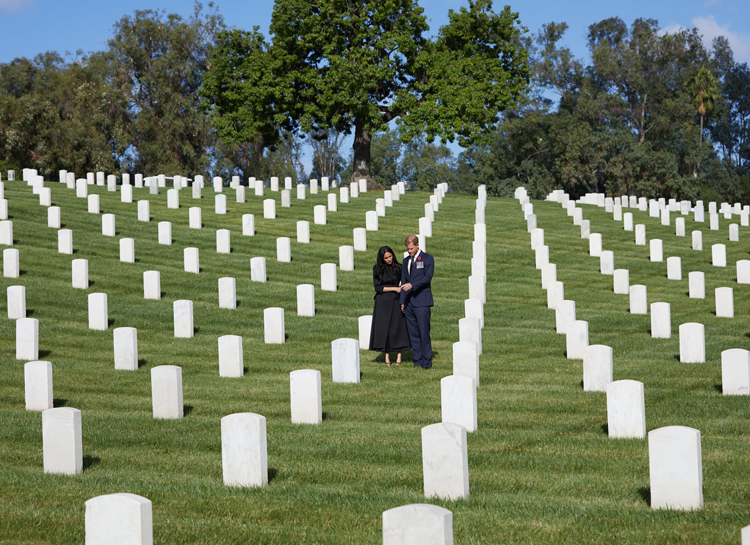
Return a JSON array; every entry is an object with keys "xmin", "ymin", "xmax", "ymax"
[
  {"xmin": 108, "ymin": 318, "xmax": 116, "ymax": 328},
  {"xmin": 673, "ymin": 354, "xmax": 680, "ymax": 361},
  {"xmin": 161, "ymin": 291, "xmax": 166, "ymax": 298},
  {"xmin": 268, "ymin": 468, "xmax": 278, "ymax": 483},
  {"xmin": 713, "ymin": 383, "xmax": 723, "ymax": 393},
  {"xmin": 138, "ymin": 358, "xmax": 148, "ymax": 368},
  {"xmin": 19, "ymin": 270, "xmax": 27, "ymax": 276},
  {"xmin": 83, "ymin": 455, "xmax": 101, "ymax": 471},
  {"xmin": 601, "ymin": 423, "xmax": 608, "ymax": 435},
  {"xmin": 39, "ymin": 349, "xmax": 52, "ymax": 358},
  {"xmin": 235, "ymin": 300, "xmax": 242, "ymax": 308},
  {"xmin": 322, "ymin": 411, "xmax": 328, "ymax": 421},
  {"xmin": 53, "ymin": 398, "xmax": 68, "ymax": 407},
  {"xmin": 183, "ymin": 405, "xmax": 193, "ymax": 416},
  {"xmin": 26, "ymin": 308, "xmax": 35, "ymax": 316},
  {"xmin": 89, "ymin": 280, "xmax": 96, "ymax": 287},
  {"xmin": 637, "ymin": 486, "xmax": 651, "ymax": 506},
  {"xmin": 243, "ymin": 367, "xmax": 249, "ymax": 374}
]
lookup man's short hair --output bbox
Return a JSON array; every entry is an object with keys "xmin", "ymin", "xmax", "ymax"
[{"xmin": 404, "ymin": 235, "xmax": 419, "ymax": 246}]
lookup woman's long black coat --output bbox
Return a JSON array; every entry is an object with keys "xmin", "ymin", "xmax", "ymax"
[{"xmin": 369, "ymin": 265, "xmax": 411, "ymax": 352}]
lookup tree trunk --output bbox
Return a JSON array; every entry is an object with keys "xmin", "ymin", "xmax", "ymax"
[
  {"xmin": 352, "ymin": 124, "xmax": 371, "ymax": 182},
  {"xmin": 695, "ymin": 114, "xmax": 704, "ymax": 177}
]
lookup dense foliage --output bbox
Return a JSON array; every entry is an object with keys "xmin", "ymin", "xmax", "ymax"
[{"xmin": 0, "ymin": 3, "xmax": 748, "ymax": 202}]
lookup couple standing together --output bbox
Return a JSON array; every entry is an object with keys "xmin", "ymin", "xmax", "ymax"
[{"xmin": 369, "ymin": 235, "xmax": 434, "ymax": 369}]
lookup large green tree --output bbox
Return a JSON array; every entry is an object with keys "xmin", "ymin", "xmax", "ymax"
[
  {"xmin": 201, "ymin": 0, "xmax": 529, "ymax": 182},
  {"xmin": 106, "ymin": 2, "xmax": 224, "ymax": 174}
]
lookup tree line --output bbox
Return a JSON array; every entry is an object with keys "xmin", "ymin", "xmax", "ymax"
[{"xmin": 0, "ymin": 1, "xmax": 748, "ymax": 201}]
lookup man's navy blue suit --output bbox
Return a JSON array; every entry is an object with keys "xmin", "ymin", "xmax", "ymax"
[{"xmin": 400, "ymin": 250, "xmax": 434, "ymax": 368}]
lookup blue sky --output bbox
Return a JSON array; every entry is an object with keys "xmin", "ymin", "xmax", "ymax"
[
  {"xmin": 1, "ymin": 0, "xmax": 748, "ymax": 65},
  {"xmin": 1, "ymin": 0, "xmax": 748, "ymax": 170}
]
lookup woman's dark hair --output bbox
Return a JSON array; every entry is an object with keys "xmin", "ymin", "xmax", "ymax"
[{"xmin": 374, "ymin": 245, "xmax": 401, "ymax": 280}]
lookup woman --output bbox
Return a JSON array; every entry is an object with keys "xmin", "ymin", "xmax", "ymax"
[{"xmin": 369, "ymin": 246, "xmax": 411, "ymax": 366}]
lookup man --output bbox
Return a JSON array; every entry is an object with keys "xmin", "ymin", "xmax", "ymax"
[{"xmin": 400, "ymin": 234, "xmax": 434, "ymax": 369}]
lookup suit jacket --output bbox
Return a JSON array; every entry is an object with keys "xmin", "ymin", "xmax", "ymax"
[{"xmin": 400, "ymin": 251, "xmax": 434, "ymax": 307}]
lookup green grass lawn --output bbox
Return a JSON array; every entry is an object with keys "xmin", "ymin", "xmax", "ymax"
[{"xmin": 2, "ymin": 180, "xmax": 750, "ymax": 543}]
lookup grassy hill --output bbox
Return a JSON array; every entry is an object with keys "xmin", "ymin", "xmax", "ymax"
[{"xmin": 1, "ymin": 180, "xmax": 750, "ymax": 543}]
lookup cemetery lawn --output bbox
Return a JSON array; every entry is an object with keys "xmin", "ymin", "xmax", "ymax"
[{"xmin": 2, "ymin": 182, "xmax": 750, "ymax": 544}]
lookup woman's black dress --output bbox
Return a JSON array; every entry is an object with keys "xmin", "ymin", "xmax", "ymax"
[{"xmin": 369, "ymin": 265, "xmax": 411, "ymax": 352}]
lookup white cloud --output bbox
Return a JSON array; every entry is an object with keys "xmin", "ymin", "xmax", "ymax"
[
  {"xmin": 692, "ymin": 15, "xmax": 750, "ymax": 63},
  {"xmin": 0, "ymin": 0, "xmax": 33, "ymax": 13},
  {"xmin": 662, "ymin": 16, "xmax": 750, "ymax": 63}
]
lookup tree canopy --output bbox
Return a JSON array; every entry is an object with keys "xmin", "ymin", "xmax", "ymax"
[{"xmin": 200, "ymin": 0, "xmax": 529, "ymax": 183}]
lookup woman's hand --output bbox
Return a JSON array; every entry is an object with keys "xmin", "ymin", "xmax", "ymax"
[{"xmin": 393, "ymin": 286, "xmax": 401, "ymax": 293}]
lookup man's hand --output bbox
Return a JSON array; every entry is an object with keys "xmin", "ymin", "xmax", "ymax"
[
  {"xmin": 401, "ymin": 283, "xmax": 413, "ymax": 292},
  {"xmin": 401, "ymin": 304, "xmax": 404, "ymax": 312}
]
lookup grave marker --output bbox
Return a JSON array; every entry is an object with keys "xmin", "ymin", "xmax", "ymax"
[
  {"xmin": 651, "ymin": 302, "xmax": 671, "ymax": 338},
  {"xmin": 42, "ymin": 407, "xmax": 82, "ymax": 475},
  {"xmin": 666, "ymin": 257, "xmax": 681, "ymax": 280},
  {"xmin": 613, "ymin": 269, "xmax": 629, "ymax": 294},
  {"xmin": 689, "ymin": 271, "xmax": 705, "ymax": 298},
  {"xmin": 679, "ymin": 323, "xmax": 705, "ymax": 363},
  {"xmin": 184, "ymin": 247, "xmax": 199, "ymax": 273},
  {"xmin": 48, "ymin": 206, "xmax": 61, "ymax": 228},
  {"xmin": 583, "ymin": 344, "xmax": 613, "ymax": 392},
  {"xmin": 221, "ymin": 413, "xmax": 268, "ymax": 488},
  {"xmin": 606, "ymin": 380, "xmax": 646, "ymax": 439},
  {"xmin": 649, "ymin": 426, "xmax": 703, "ymax": 510},
  {"xmin": 3, "ymin": 247, "xmax": 19, "ymax": 277},
  {"xmin": 441, "ymin": 375, "xmax": 477, "ymax": 432},
  {"xmin": 219, "ymin": 277, "xmax": 236, "ymax": 309},
  {"xmin": 158, "ymin": 221, "xmax": 171, "ymax": 245},
  {"xmin": 263, "ymin": 199, "xmax": 276, "ymax": 219},
  {"xmin": 242, "ymin": 214, "xmax": 255, "ymax": 236},
  {"xmin": 88, "ymin": 293, "xmax": 108, "ymax": 330},
  {"xmin": 721, "ymin": 349, "xmax": 750, "ymax": 395},
  {"xmin": 277, "ymin": 237, "xmax": 291, "ymax": 262},
  {"xmin": 219, "ymin": 335, "xmax": 243, "ymax": 377},
  {"xmin": 712, "ymin": 243, "xmax": 726, "ymax": 266},
  {"xmin": 7, "ymin": 285, "xmax": 26, "ymax": 319},
  {"xmin": 566, "ymin": 320, "xmax": 589, "ymax": 359},
  {"xmin": 649, "ymin": 239, "xmax": 663, "ymax": 262},
  {"xmin": 264, "ymin": 307, "xmax": 285, "ymax": 343},
  {"xmin": 339, "ymin": 246, "xmax": 354, "ymax": 271},
  {"xmin": 24, "ymin": 360, "xmax": 53, "ymax": 411},
  {"xmin": 629, "ymin": 285, "xmax": 647, "ymax": 314},
  {"xmin": 251, "ymin": 257, "xmax": 267, "ymax": 282},
  {"xmin": 331, "ymin": 338, "xmax": 360, "ymax": 383},
  {"xmin": 143, "ymin": 271, "xmax": 160, "ymax": 300},
  {"xmin": 297, "ymin": 284, "xmax": 315, "ymax": 316},
  {"xmin": 421, "ymin": 422, "xmax": 469, "ymax": 500},
  {"xmin": 173, "ymin": 300, "xmax": 194, "ymax": 338},
  {"xmin": 114, "ymin": 327, "xmax": 138, "ymax": 370},
  {"xmin": 715, "ymin": 287, "xmax": 734, "ymax": 318},
  {"xmin": 217, "ymin": 229, "xmax": 231, "ymax": 254},
  {"xmin": 290, "ymin": 369, "xmax": 322, "ymax": 424},
  {"xmin": 71, "ymin": 258, "xmax": 89, "ymax": 289},
  {"xmin": 555, "ymin": 300, "xmax": 576, "ymax": 334},
  {"xmin": 189, "ymin": 207, "xmax": 202, "ymax": 229},
  {"xmin": 120, "ymin": 238, "xmax": 135, "ymax": 263},
  {"xmin": 138, "ymin": 200, "xmax": 149, "ymax": 222}
]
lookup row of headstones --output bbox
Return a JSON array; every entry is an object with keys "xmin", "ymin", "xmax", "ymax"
[
  {"xmin": 518, "ymin": 187, "xmax": 711, "ymax": 510},
  {"xmin": 549, "ymin": 188, "xmax": 750, "ymax": 223},
  {"xmin": 531, "ymin": 196, "xmax": 743, "ymax": 318},
  {"xmin": 528, "ymin": 190, "xmax": 750, "ymax": 389},
  {"xmin": 74, "ymin": 491, "xmax": 458, "ymax": 544}
]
